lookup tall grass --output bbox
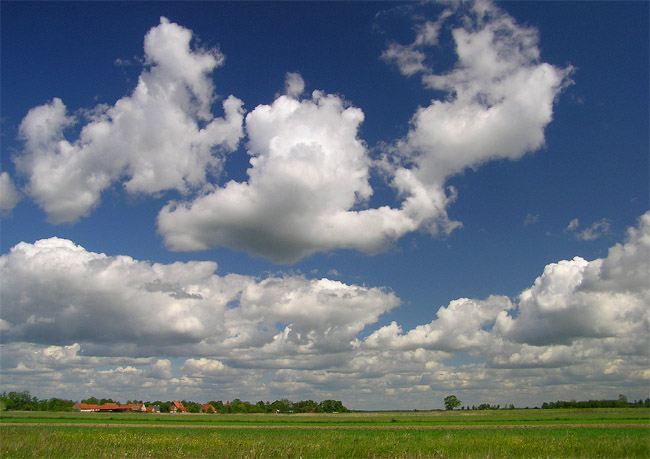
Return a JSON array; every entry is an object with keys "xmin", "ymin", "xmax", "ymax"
[{"xmin": 2, "ymin": 425, "xmax": 648, "ymax": 458}]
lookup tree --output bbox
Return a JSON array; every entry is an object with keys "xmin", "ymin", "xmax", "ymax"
[
  {"xmin": 444, "ymin": 395, "xmax": 461, "ymax": 411},
  {"xmin": 269, "ymin": 399, "xmax": 290, "ymax": 413},
  {"xmin": 209, "ymin": 401, "xmax": 224, "ymax": 413},
  {"xmin": 319, "ymin": 399, "xmax": 347, "ymax": 413},
  {"xmin": 294, "ymin": 400, "xmax": 318, "ymax": 413},
  {"xmin": 229, "ymin": 398, "xmax": 246, "ymax": 413},
  {"xmin": 1, "ymin": 391, "xmax": 37, "ymax": 410}
]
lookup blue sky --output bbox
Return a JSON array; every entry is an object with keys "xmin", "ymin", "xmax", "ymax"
[{"xmin": 1, "ymin": 1, "xmax": 648, "ymax": 409}]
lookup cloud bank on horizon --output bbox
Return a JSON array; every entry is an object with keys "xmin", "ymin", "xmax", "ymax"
[
  {"xmin": 2, "ymin": 212, "xmax": 648, "ymax": 406},
  {"xmin": 1, "ymin": 0, "xmax": 648, "ymax": 408}
]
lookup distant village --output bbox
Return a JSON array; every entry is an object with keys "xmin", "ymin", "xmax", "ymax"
[
  {"xmin": 1, "ymin": 391, "xmax": 349, "ymax": 414},
  {"xmin": 72, "ymin": 398, "xmax": 349, "ymax": 414},
  {"xmin": 74, "ymin": 400, "xmax": 214, "ymax": 413}
]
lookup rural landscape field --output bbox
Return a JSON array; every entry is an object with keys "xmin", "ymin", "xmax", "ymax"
[{"xmin": 2, "ymin": 408, "xmax": 649, "ymax": 458}]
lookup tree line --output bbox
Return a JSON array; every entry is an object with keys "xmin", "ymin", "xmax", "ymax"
[
  {"xmin": 540, "ymin": 395, "xmax": 650, "ymax": 409},
  {"xmin": 0, "ymin": 391, "xmax": 76, "ymax": 411},
  {"xmin": 0, "ymin": 391, "xmax": 348, "ymax": 413},
  {"xmin": 444, "ymin": 394, "xmax": 650, "ymax": 411},
  {"xmin": 132, "ymin": 398, "xmax": 347, "ymax": 414}
]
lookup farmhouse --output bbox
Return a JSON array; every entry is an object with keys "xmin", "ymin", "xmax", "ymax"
[
  {"xmin": 74, "ymin": 403, "xmax": 102, "ymax": 412},
  {"xmin": 170, "ymin": 401, "xmax": 187, "ymax": 413},
  {"xmin": 126, "ymin": 403, "xmax": 147, "ymax": 412},
  {"xmin": 73, "ymin": 403, "xmax": 150, "ymax": 413}
]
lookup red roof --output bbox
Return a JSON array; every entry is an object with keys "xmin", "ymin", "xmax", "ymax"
[
  {"xmin": 75, "ymin": 403, "xmax": 101, "ymax": 410},
  {"xmin": 124, "ymin": 403, "xmax": 144, "ymax": 411},
  {"xmin": 101, "ymin": 403, "xmax": 120, "ymax": 410},
  {"xmin": 172, "ymin": 401, "xmax": 187, "ymax": 411},
  {"xmin": 76, "ymin": 402, "xmax": 149, "ymax": 412}
]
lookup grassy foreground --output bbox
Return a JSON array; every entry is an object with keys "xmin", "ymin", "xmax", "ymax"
[{"xmin": 1, "ymin": 409, "xmax": 649, "ymax": 458}]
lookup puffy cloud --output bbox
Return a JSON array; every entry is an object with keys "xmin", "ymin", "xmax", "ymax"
[
  {"xmin": 381, "ymin": 0, "xmax": 572, "ymax": 236},
  {"xmin": 0, "ymin": 237, "xmax": 398, "ymax": 361},
  {"xmin": 362, "ymin": 212, "xmax": 649, "ymax": 365},
  {"xmin": 363, "ymin": 295, "xmax": 513, "ymax": 352},
  {"xmin": 232, "ymin": 277, "xmax": 398, "ymax": 355},
  {"xmin": 0, "ymin": 237, "xmax": 235, "ymax": 347},
  {"xmin": 284, "ymin": 72, "xmax": 305, "ymax": 99},
  {"xmin": 145, "ymin": 359, "xmax": 173, "ymax": 380},
  {"xmin": 346, "ymin": 212, "xmax": 650, "ymax": 406},
  {"xmin": 0, "ymin": 172, "xmax": 21, "ymax": 214},
  {"xmin": 15, "ymin": 17, "xmax": 244, "ymax": 223},
  {"xmin": 158, "ymin": 87, "xmax": 418, "ymax": 263},
  {"xmin": 381, "ymin": 43, "xmax": 428, "ymax": 77},
  {"xmin": 182, "ymin": 357, "xmax": 226, "ymax": 376},
  {"xmin": 497, "ymin": 214, "xmax": 649, "ymax": 347}
]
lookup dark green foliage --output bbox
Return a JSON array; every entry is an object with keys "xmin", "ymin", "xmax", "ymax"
[
  {"xmin": 444, "ymin": 395, "xmax": 461, "ymax": 410},
  {"xmin": 293, "ymin": 399, "xmax": 318, "ymax": 413},
  {"xmin": 157, "ymin": 401, "xmax": 171, "ymax": 413},
  {"xmin": 99, "ymin": 398, "xmax": 119, "ymax": 405},
  {"xmin": 476, "ymin": 403, "xmax": 500, "ymax": 410},
  {"xmin": 1, "ymin": 391, "xmax": 75, "ymax": 411},
  {"xmin": 182, "ymin": 400, "xmax": 202, "ymax": 413},
  {"xmin": 540, "ymin": 396, "xmax": 649, "ymax": 409},
  {"xmin": 318, "ymin": 399, "xmax": 347, "ymax": 413}
]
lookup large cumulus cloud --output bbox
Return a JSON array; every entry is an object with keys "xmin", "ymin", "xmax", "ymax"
[
  {"xmin": 15, "ymin": 17, "xmax": 244, "ymax": 223},
  {"xmin": 362, "ymin": 212, "xmax": 650, "ymax": 370},
  {"xmin": 158, "ymin": 78, "xmax": 416, "ymax": 263},
  {"xmin": 495, "ymin": 212, "xmax": 650, "ymax": 347},
  {"xmin": 0, "ymin": 237, "xmax": 399, "ymax": 361},
  {"xmin": 381, "ymin": 0, "xmax": 572, "ymax": 238}
]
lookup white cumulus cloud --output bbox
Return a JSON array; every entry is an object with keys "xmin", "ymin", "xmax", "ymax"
[
  {"xmin": 158, "ymin": 87, "xmax": 417, "ymax": 263},
  {"xmin": 15, "ymin": 17, "xmax": 244, "ymax": 223},
  {"xmin": 363, "ymin": 212, "xmax": 649, "ymax": 364},
  {"xmin": 381, "ymin": 0, "xmax": 572, "ymax": 239},
  {"xmin": 0, "ymin": 237, "xmax": 398, "ymax": 362}
]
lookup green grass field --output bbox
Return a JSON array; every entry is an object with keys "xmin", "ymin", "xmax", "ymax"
[{"xmin": 2, "ymin": 409, "xmax": 649, "ymax": 458}]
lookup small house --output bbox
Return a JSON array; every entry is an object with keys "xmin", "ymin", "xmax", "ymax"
[
  {"xmin": 170, "ymin": 401, "xmax": 187, "ymax": 413},
  {"xmin": 74, "ymin": 403, "xmax": 101, "ymax": 412}
]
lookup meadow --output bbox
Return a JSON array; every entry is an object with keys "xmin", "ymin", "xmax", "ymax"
[{"xmin": 1, "ymin": 408, "xmax": 648, "ymax": 458}]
